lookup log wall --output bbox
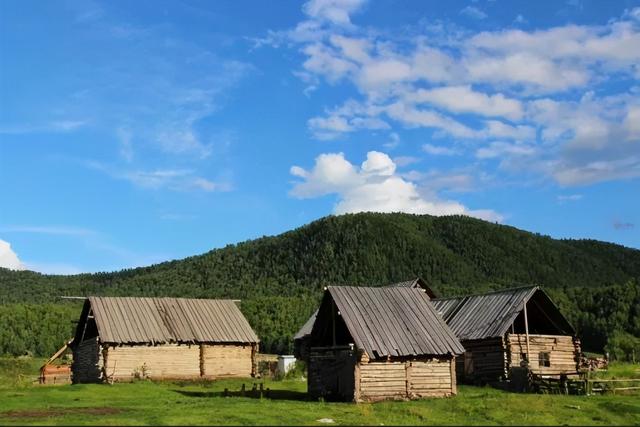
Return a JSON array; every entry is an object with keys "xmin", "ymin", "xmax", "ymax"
[
  {"xmin": 357, "ymin": 357, "xmax": 455, "ymax": 402},
  {"xmin": 71, "ymin": 337, "xmax": 103, "ymax": 384},
  {"xmin": 308, "ymin": 346, "xmax": 357, "ymax": 401},
  {"xmin": 103, "ymin": 344, "xmax": 200, "ymax": 381},
  {"xmin": 506, "ymin": 333, "xmax": 579, "ymax": 375},
  {"xmin": 456, "ymin": 337, "xmax": 507, "ymax": 382},
  {"xmin": 201, "ymin": 344, "xmax": 253, "ymax": 378}
]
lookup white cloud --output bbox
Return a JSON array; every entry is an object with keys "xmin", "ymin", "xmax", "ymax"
[
  {"xmin": 303, "ymin": 0, "xmax": 367, "ymax": 26},
  {"xmin": 485, "ymin": 120, "xmax": 536, "ymax": 140},
  {"xmin": 267, "ymin": 3, "xmax": 640, "ymax": 188},
  {"xmin": 393, "ymin": 155, "xmax": 420, "ymax": 166},
  {"xmin": 422, "ymin": 144, "xmax": 461, "ymax": 156},
  {"xmin": 290, "ymin": 151, "xmax": 502, "ymax": 221},
  {"xmin": 410, "ymin": 85, "xmax": 524, "ymax": 121},
  {"xmin": 460, "ymin": 6, "xmax": 487, "ymax": 20},
  {"xmin": 84, "ymin": 161, "xmax": 229, "ymax": 193},
  {"xmin": 476, "ymin": 141, "xmax": 536, "ymax": 159},
  {"xmin": 0, "ymin": 239, "xmax": 25, "ymax": 270}
]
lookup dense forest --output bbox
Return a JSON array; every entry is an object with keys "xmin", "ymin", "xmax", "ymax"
[{"xmin": 1, "ymin": 212, "xmax": 639, "ymax": 359}]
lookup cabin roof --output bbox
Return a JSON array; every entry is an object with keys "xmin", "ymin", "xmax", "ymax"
[
  {"xmin": 385, "ymin": 277, "xmax": 437, "ymax": 298},
  {"xmin": 319, "ymin": 286, "xmax": 465, "ymax": 358},
  {"xmin": 432, "ymin": 286, "xmax": 574, "ymax": 341},
  {"xmin": 293, "ymin": 309, "xmax": 318, "ymax": 340},
  {"xmin": 78, "ymin": 296, "xmax": 259, "ymax": 345}
]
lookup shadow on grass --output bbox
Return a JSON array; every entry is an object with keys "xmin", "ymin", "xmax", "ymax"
[{"xmin": 172, "ymin": 388, "xmax": 311, "ymax": 402}]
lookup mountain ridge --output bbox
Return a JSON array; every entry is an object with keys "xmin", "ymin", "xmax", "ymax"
[{"xmin": 1, "ymin": 212, "xmax": 639, "ymax": 356}]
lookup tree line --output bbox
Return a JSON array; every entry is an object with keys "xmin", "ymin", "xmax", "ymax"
[{"xmin": 0, "ymin": 212, "xmax": 638, "ymax": 358}]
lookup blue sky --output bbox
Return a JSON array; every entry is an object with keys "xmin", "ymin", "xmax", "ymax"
[{"xmin": 1, "ymin": 0, "xmax": 639, "ymax": 274}]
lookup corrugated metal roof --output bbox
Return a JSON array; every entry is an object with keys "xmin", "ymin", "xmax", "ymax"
[
  {"xmin": 293, "ymin": 309, "xmax": 317, "ymax": 340},
  {"xmin": 87, "ymin": 296, "xmax": 259, "ymax": 345},
  {"xmin": 324, "ymin": 286, "xmax": 465, "ymax": 358},
  {"xmin": 432, "ymin": 286, "xmax": 538, "ymax": 341}
]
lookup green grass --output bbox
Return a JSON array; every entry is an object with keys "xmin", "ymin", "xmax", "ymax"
[
  {"xmin": 1, "ymin": 358, "xmax": 639, "ymax": 426},
  {"xmin": 591, "ymin": 362, "xmax": 640, "ymax": 379}
]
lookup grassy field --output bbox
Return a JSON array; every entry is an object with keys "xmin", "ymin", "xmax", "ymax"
[{"xmin": 0, "ymin": 358, "xmax": 639, "ymax": 426}]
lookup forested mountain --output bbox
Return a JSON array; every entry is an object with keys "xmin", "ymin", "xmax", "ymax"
[{"xmin": 1, "ymin": 212, "xmax": 639, "ymax": 358}]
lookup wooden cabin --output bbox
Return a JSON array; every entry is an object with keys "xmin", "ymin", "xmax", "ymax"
[
  {"xmin": 293, "ymin": 277, "xmax": 436, "ymax": 361},
  {"xmin": 307, "ymin": 286, "xmax": 465, "ymax": 402},
  {"xmin": 432, "ymin": 286, "xmax": 581, "ymax": 384},
  {"xmin": 71, "ymin": 296, "xmax": 259, "ymax": 383}
]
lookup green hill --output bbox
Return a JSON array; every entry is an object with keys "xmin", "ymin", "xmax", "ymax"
[{"xmin": 1, "ymin": 212, "xmax": 639, "ymax": 357}]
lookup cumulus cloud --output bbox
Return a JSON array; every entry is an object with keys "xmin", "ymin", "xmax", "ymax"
[
  {"xmin": 290, "ymin": 151, "xmax": 502, "ymax": 221},
  {"xmin": 0, "ymin": 239, "xmax": 25, "ymax": 270}
]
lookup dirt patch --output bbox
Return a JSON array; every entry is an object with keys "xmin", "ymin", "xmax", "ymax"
[{"xmin": 2, "ymin": 407, "xmax": 122, "ymax": 418}]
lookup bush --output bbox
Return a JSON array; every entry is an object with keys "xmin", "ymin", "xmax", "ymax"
[{"xmin": 605, "ymin": 331, "xmax": 640, "ymax": 362}]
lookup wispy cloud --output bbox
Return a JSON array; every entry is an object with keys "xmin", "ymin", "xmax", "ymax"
[
  {"xmin": 84, "ymin": 160, "xmax": 232, "ymax": 193},
  {"xmin": 557, "ymin": 194, "xmax": 583, "ymax": 203},
  {"xmin": 423, "ymin": 143, "xmax": 461, "ymax": 156},
  {"xmin": 613, "ymin": 220, "xmax": 635, "ymax": 230},
  {"xmin": 0, "ymin": 225, "xmax": 96, "ymax": 236},
  {"xmin": 0, "ymin": 120, "xmax": 87, "ymax": 135},
  {"xmin": 460, "ymin": 6, "xmax": 488, "ymax": 20}
]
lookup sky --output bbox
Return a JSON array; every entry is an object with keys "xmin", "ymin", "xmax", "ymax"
[{"xmin": 1, "ymin": 0, "xmax": 639, "ymax": 274}]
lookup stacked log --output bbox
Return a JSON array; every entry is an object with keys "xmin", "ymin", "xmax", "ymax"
[
  {"xmin": 507, "ymin": 334, "xmax": 579, "ymax": 375},
  {"xmin": 201, "ymin": 344, "xmax": 253, "ymax": 378},
  {"xmin": 407, "ymin": 359, "xmax": 454, "ymax": 398},
  {"xmin": 71, "ymin": 338, "xmax": 103, "ymax": 383},
  {"xmin": 103, "ymin": 344, "xmax": 200, "ymax": 381},
  {"xmin": 359, "ymin": 362, "xmax": 407, "ymax": 400}
]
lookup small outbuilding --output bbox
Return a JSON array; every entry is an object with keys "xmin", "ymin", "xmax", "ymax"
[
  {"xmin": 307, "ymin": 286, "xmax": 464, "ymax": 402},
  {"xmin": 71, "ymin": 296, "xmax": 259, "ymax": 383},
  {"xmin": 432, "ymin": 286, "xmax": 581, "ymax": 383},
  {"xmin": 293, "ymin": 277, "xmax": 436, "ymax": 361}
]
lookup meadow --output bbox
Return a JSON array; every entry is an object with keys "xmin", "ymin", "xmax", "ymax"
[{"xmin": 1, "ymin": 358, "xmax": 639, "ymax": 426}]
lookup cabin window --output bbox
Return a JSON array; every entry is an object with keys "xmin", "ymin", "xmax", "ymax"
[{"xmin": 538, "ymin": 352, "xmax": 551, "ymax": 367}]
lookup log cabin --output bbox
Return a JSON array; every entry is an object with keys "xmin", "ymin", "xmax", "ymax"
[
  {"xmin": 307, "ymin": 286, "xmax": 465, "ymax": 402},
  {"xmin": 432, "ymin": 286, "xmax": 581, "ymax": 384},
  {"xmin": 71, "ymin": 296, "xmax": 259, "ymax": 383},
  {"xmin": 293, "ymin": 277, "xmax": 436, "ymax": 361}
]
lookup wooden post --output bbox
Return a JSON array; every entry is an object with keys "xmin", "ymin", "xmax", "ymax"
[
  {"xmin": 199, "ymin": 345, "xmax": 205, "ymax": 377},
  {"xmin": 523, "ymin": 302, "xmax": 531, "ymax": 368},
  {"xmin": 405, "ymin": 361, "xmax": 411, "ymax": 398},
  {"xmin": 354, "ymin": 362, "xmax": 361, "ymax": 402},
  {"xmin": 450, "ymin": 356, "xmax": 457, "ymax": 395},
  {"xmin": 332, "ymin": 301, "xmax": 336, "ymax": 346}
]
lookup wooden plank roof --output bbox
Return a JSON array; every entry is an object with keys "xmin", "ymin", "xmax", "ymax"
[
  {"xmin": 385, "ymin": 277, "xmax": 437, "ymax": 298},
  {"xmin": 86, "ymin": 296, "xmax": 259, "ymax": 345},
  {"xmin": 293, "ymin": 309, "xmax": 317, "ymax": 340},
  {"xmin": 432, "ymin": 286, "xmax": 541, "ymax": 341},
  {"xmin": 322, "ymin": 286, "xmax": 464, "ymax": 358}
]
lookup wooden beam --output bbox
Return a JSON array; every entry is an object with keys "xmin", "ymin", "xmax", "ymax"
[{"xmin": 523, "ymin": 302, "xmax": 531, "ymax": 367}]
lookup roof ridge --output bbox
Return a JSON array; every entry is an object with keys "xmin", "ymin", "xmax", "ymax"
[{"xmin": 433, "ymin": 284, "xmax": 539, "ymax": 301}]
